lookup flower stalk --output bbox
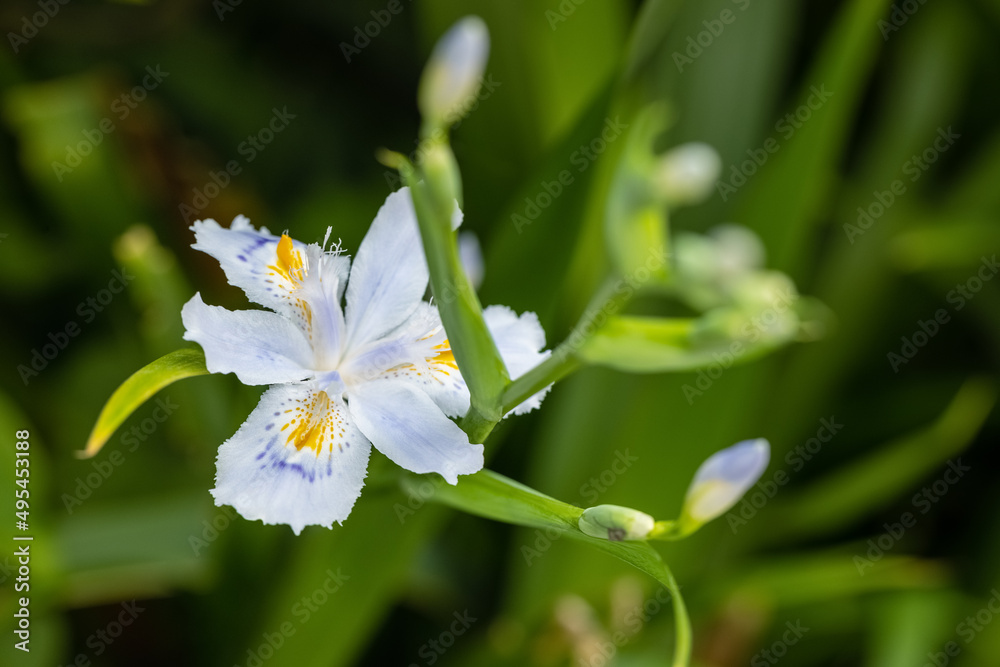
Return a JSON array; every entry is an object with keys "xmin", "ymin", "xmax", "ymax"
[{"xmin": 397, "ymin": 156, "xmax": 511, "ymax": 439}]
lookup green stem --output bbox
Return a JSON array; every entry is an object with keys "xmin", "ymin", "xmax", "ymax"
[
  {"xmin": 501, "ymin": 344, "xmax": 581, "ymax": 414},
  {"xmin": 648, "ymin": 519, "xmax": 682, "ymax": 541},
  {"xmin": 664, "ymin": 565, "xmax": 693, "ymax": 667},
  {"xmin": 458, "ymin": 406, "xmax": 500, "ymax": 444},
  {"xmin": 399, "ymin": 154, "xmax": 510, "ymax": 426},
  {"xmin": 503, "ymin": 274, "xmax": 633, "ymax": 414},
  {"xmin": 390, "ymin": 147, "xmax": 645, "ymax": 440}
]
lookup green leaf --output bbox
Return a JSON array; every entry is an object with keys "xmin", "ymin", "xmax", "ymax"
[
  {"xmin": 579, "ymin": 315, "xmax": 694, "ymax": 372},
  {"xmin": 408, "ymin": 469, "xmax": 692, "ymax": 666},
  {"xmin": 705, "ymin": 549, "xmax": 950, "ymax": 610},
  {"xmin": 578, "ymin": 314, "xmax": 785, "ymax": 373},
  {"xmin": 621, "ymin": 0, "xmax": 683, "ymax": 82},
  {"xmin": 867, "ymin": 590, "xmax": 964, "ymax": 667},
  {"xmin": 251, "ymin": 461, "xmax": 452, "ymax": 667},
  {"xmin": 603, "ymin": 105, "xmax": 672, "ymax": 282},
  {"xmin": 736, "ymin": 0, "xmax": 895, "ymax": 278},
  {"xmin": 56, "ymin": 493, "xmax": 214, "ymax": 607},
  {"xmin": 82, "ymin": 348, "xmax": 208, "ymax": 458},
  {"xmin": 761, "ymin": 378, "xmax": 997, "ymax": 544},
  {"xmin": 404, "ymin": 468, "xmax": 582, "ymax": 528},
  {"xmin": 889, "ymin": 216, "xmax": 1000, "ymax": 273}
]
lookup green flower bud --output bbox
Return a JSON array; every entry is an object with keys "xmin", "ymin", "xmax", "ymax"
[
  {"xmin": 652, "ymin": 142, "xmax": 721, "ymax": 206},
  {"xmin": 421, "ymin": 140, "xmax": 463, "ymax": 211},
  {"xmin": 578, "ymin": 505, "xmax": 655, "ymax": 541},
  {"xmin": 418, "ymin": 16, "xmax": 490, "ymax": 130}
]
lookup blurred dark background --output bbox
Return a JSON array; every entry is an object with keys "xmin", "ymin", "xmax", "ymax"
[{"xmin": 1, "ymin": 1, "xmax": 999, "ymax": 665}]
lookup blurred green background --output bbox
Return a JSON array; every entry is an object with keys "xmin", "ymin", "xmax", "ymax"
[{"xmin": 2, "ymin": 0, "xmax": 999, "ymax": 665}]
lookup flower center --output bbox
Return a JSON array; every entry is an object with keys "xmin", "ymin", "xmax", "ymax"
[
  {"xmin": 431, "ymin": 340, "xmax": 458, "ymax": 371},
  {"xmin": 270, "ymin": 234, "xmax": 306, "ymax": 286}
]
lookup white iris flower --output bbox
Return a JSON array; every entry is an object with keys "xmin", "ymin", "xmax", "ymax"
[{"xmin": 181, "ymin": 188, "xmax": 549, "ymax": 534}]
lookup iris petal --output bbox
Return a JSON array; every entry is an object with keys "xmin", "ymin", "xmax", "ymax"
[
  {"xmin": 483, "ymin": 305, "xmax": 551, "ymax": 415},
  {"xmin": 344, "ymin": 188, "xmax": 429, "ymax": 349},
  {"xmin": 181, "ymin": 293, "xmax": 314, "ymax": 386},
  {"xmin": 211, "ymin": 384, "xmax": 372, "ymax": 535},
  {"xmin": 347, "ymin": 379, "xmax": 483, "ymax": 484}
]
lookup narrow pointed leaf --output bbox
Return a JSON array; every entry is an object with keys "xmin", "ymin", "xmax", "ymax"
[
  {"xmin": 737, "ymin": 0, "xmax": 895, "ymax": 278},
  {"xmin": 761, "ymin": 378, "xmax": 996, "ymax": 544},
  {"xmin": 82, "ymin": 348, "xmax": 208, "ymax": 458}
]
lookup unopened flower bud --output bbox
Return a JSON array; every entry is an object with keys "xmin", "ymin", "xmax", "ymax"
[
  {"xmin": 709, "ymin": 225, "xmax": 765, "ymax": 279},
  {"xmin": 418, "ymin": 16, "xmax": 490, "ymax": 128},
  {"xmin": 652, "ymin": 142, "xmax": 721, "ymax": 206},
  {"xmin": 681, "ymin": 439, "xmax": 770, "ymax": 531},
  {"xmin": 578, "ymin": 504, "xmax": 655, "ymax": 541}
]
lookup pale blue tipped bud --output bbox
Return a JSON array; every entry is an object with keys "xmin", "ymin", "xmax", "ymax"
[
  {"xmin": 578, "ymin": 505, "xmax": 655, "ymax": 541},
  {"xmin": 419, "ymin": 16, "xmax": 490, "ymax": 127},
  {"xmin": 681, "ymin": 439, "xmax": 770, "ymax": 528},
  {"xmin": 652, "ymin": 142, "xmax": 721, "ymax": 206}
]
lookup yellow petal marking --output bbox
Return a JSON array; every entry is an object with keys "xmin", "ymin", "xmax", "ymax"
[
  {"xmin": 284, "ymin": 391, "xmax": 348, "ymax": 455},
  {"xmin": 430, "ymin": 339, "xmax": 458, "ymax": 371},
  {"xmin": 266, "ymin": 234, "xmax": 313, "ymax": 334}
]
